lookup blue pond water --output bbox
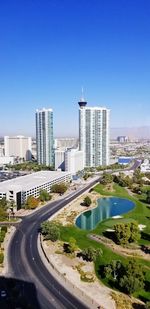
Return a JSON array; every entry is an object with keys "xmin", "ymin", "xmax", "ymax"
[{"xmin": 76, "ymin": 197, "xmax": 135, "ymax": 230}]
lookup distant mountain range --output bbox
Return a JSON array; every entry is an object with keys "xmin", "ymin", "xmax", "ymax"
[{"xmin": 110, "ymin": 126, "xmax": 150, "ymax": 139}]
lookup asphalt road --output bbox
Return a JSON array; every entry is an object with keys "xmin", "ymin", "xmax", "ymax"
[{"xmin": 7, "ymin": 177, "xmax": 99, "ymax": 309}]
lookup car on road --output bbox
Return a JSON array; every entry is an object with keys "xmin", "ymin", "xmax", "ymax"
[{"xmin": 0, "ymin": 290, "xmax": 7, "ymax": 298}]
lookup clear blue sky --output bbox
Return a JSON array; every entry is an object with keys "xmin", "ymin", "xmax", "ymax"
[{"xmin": 0, "ymin": 0, "xmax": 150, "ymax": 137}]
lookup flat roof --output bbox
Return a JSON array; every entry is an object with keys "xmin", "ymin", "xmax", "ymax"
[{"xmin": 0, "ymin": 171, "xmax": 71, "ymax": 192}]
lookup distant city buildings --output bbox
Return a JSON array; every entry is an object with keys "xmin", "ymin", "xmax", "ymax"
[
  {"xmin": 4, "ymin": 135, "xmax": 32, "ymax": 161},
  {"xmin": 117, "ymin": 136, "xmax": 128, "ymax": 143},
  {"xmin": 54, "ymin": 137, "xmax": 78, "ymax": 149},
  {"xmin": 36, "ymin": 108, "xmax": 54, "ymax": 166},
  {"xmin": 78, "ymin": 96, "xmax": 110, "ymax": 167}
]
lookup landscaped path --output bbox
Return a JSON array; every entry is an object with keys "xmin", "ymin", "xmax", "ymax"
[{"xmin": 89, "ymin": 234, "xmax": 150, "ymax": 262}]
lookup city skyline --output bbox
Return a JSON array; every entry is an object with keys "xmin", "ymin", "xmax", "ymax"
[{"xmin": 0, "ymin": 1, "xmax": 150, "ymax": 137}]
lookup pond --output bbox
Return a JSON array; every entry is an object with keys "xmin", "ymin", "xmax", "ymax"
[{"xmin": 75, "ymin": 197, "xmax": 135, "ymax": 230}]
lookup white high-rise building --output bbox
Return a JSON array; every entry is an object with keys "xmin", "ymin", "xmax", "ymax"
[
  {"xmin": 4, "ymin": 136, "xmax": 32, "ymax": 161},
  {"xmin": 65, "ymin": 148, "xmax": 84, "ymax": 174},
  {"xmin": 36, "ymin": 108, "xmax": 54, "ymax": 166},
  {"xmin": 78, "ymin": 97, "xmax": 110, "ymax": 167}
]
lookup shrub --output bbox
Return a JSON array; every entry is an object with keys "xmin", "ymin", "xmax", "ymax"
[
  {"xmin": 25, "ymin": 196, "xmax": 39, "ymax": 209},
  {"xmin": 83, "ymin": 196, "xmax": 92, "ymax": 207},
  {"xmin": 39, "ymin": 190, "xmax": 52, "ymax": 202},
  {"xmin": 0, "ymin": 252, "xmax": 4, "ymax": 264},
  {"xmin": 0, "ymin": 231, "xmax": 6, "ymax": 243},
  {"xmin": 41, "ymin": 221, "xmax": 60, "ymax": 242},
  {"xmin": 67, "ymin": 237, "xmax": 77, "ymax": 253},
  {"xmin": 1, "ymin": 226, "xmax": 7, "ymax": 233},
  {"xmin": 146, "ymin": 302, "xmax": 150, "ymax": 309},
  {"xmin": 0, "ymin": 207, "xmax": 7, "ymax": 221},
  {"xmin": 82, "ymin": 247, "xmax": 103, "ymax": 262},
  {"xmin": 51, "ymin": 183, "xmax": 67, "ymax": 195}
]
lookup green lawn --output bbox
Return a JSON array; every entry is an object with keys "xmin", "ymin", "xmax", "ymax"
[{"xmin": 59, "ymin": 182, "xmax": 150, "ymax": 301}]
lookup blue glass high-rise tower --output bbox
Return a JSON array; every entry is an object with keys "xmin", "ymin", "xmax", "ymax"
[{"xmin": 36, "ymin": 108, "xmax": 54, "ymax": 166}]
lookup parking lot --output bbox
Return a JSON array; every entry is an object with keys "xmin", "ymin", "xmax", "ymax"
[{"xmin": 0, "ymin": 171, "xmax": 27, "ymax": 183}]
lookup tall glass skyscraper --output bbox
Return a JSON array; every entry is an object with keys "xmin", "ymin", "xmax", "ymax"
[
  {"xmin": 79, "ymin": 98, "xmax": 110, "ymax": 167},
  {"xmin": 36, "ymin": 108, "xmax": 54, "ymax": 166}
]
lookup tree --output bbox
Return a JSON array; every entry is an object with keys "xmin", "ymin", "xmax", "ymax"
[
  {"xmin": 0, "ymin": 252, "xmax": 4, "ymax": 264},
  {"xmin": 83, "ymin": 196, "xmax": 92, "ymax": 207},
  {"xmin": 103, "ymin": 264, "xmax": 112, "ymax": 279},
  {"xmin": 146, "ymin": 190, "xmax": 150, "ymax": 204},
  {"xmin": 119, "ymin": 260, "xmax": 145, "ymax": 294},
  {"xmin": 114, "ymin": 223, "xmax": 131, "ymax": 245},
  {"xmin": 0, "ymin": 197, "xmax": 7, "ymax": 209},
  {"xmin": 0, "ymin": 207, "xmax": 7, "ymax": 221},
  {"xmin": 41, "ymin": 221, "xmax": 51, "ymax": 235},
  {"xmin": 101, "ymin": 172, "xmax": 113, "ymax": 185},
  {"xmin": 83, "ymin": 173, "xmax": 89, "ymax": 181},
  {"xmin": 103, "ymin": 259, "xmax": 145, "ymax": 295},
  {"xmin": 51, "ymin": 183, "xmax": 67, "ymax": 195},
  {"xmin": 114, "ymin": 222, "xmax": 140, "ymax": 245},
  {"xmin": 129, "ymin": 221, "xmax": 140, "ymax": 243},
  {"xmin": 103, "ymin": 260, "xmax": 122, "ymax": 280},
  {"xmin": 113, "ymin": 173, "xmax": 128, "ymax": 187},
  {"xmin": 25, "ymin": 196, "xmax": 39, "ymax": 209},
  {"xmin": 124, "ymin": 176, "xmax": 133, "ymax": 188},
  {"xmin": 145, "ymin": 301, "xmax": 150, "ymax": 309},
  {"xmin": 41, "ymin": 221, "xmax": 60, "ymax": 242},
  {"xmin": 133, "ymin": 169, "xmax": 144, "ymax": 185},
  {"xmin": 0, "ymin": 230, "xmax": 6, "ymax": 243},
  {"xmin": 132, "ymin": 185, "xmax": 143, "ymax": 194}
]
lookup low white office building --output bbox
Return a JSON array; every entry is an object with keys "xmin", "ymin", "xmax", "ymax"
[
  {"xmin": 65, "ymin": 149, "xmax": 84, "ymax": 174},
  {"xmin": 4, "ymin": 135, "xmax": 32, "ymax": 161},
  {"xmin": 0, "ymin": 171, "xmax": 72, "ymax": 209}
]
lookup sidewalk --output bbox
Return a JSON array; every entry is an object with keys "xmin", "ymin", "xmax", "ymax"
[{"xmin": 0, "ymin": 226, "xmax": 16, "ymax": 275}]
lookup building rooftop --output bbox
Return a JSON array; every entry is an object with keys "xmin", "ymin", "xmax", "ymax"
[
  {"xmin": 36, "ymin": 108, "xmax": 53, "ymax": 113},
  {"xmin": 0, "ymin": 171, "xmax": 71, "ymax": 192},
  {"xmin": 83, "ymin": 106, "xmax": 110, "ymax": 111}
]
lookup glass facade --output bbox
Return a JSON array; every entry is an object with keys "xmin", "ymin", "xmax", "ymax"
[
  {"xmin": 79, "ymin": 106, "xmax": 110, "ymax": 167},
  {"xmin": 36, "ymin": 108, "xmax": 54, "ymax": 166}
]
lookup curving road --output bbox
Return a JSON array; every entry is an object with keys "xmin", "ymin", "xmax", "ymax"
[{"xmin": 7, "ymin": 178, "xmax": 99, "ymax": 309}]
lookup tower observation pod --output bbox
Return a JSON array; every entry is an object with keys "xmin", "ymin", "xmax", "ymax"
[{"xmin": 78, "ymin": 88, "xmax": 87, "ymax": 108}]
